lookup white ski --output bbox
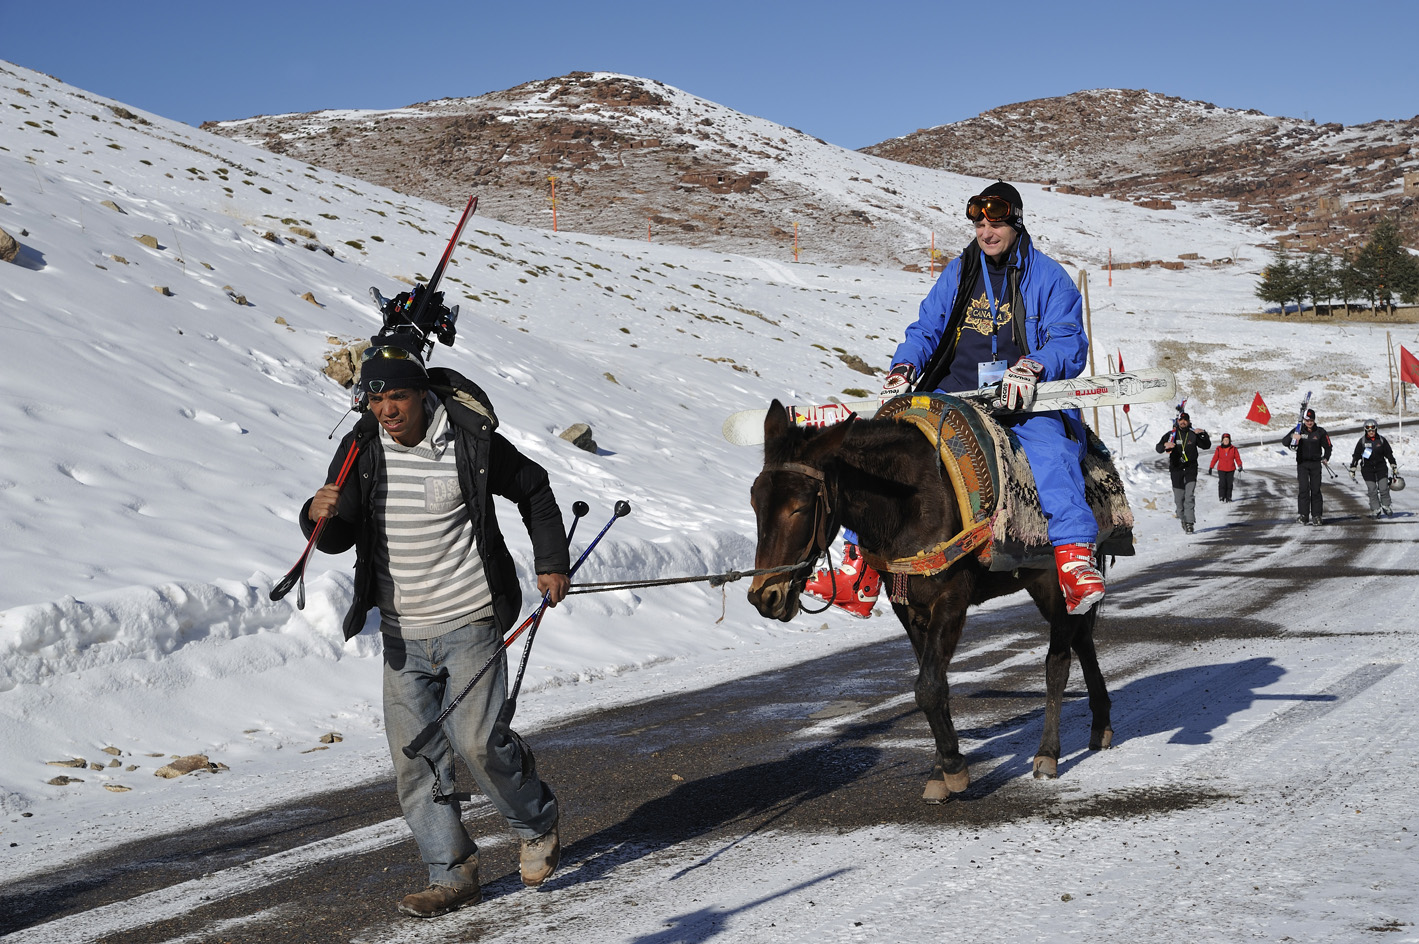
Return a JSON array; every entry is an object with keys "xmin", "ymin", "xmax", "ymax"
[{"xmin": 722, "ymin": 367, "xmax": 1178, "ymax": 446}]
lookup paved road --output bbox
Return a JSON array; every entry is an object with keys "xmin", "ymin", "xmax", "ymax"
[{"xmin": 2, "ymin": 468, "xmax": 1408, "ymax": 943}]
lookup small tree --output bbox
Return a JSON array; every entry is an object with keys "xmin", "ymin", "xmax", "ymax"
[
  {"xmin": 1397, "ymin": 248, "xmax": 1419, "ymax": 305},
  {"xmin": 1353, "ymin": 220, "xmax": 1409, "ymax": 314},
  {"xmin": 1337, "ymin": 249, "xmax": 1366, "ymax": 314},
  {"xmin": 1301, "ymin": 251, "xmax": 1338, "ymax": 315},
  {"xmin": 1257, "ymin": 251, "xmax": 1302, "ymax": 314}
]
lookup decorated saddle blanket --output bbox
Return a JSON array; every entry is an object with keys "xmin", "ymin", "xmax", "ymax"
[{"xmin": 874, "ymin": 394, "xmax": 1134, "ymax": 572}]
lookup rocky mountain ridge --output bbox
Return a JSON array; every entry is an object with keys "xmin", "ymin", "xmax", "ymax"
[
  {"xmin": 204, "ymin": 76, "xmax": 1418, "ymax": 265},
  {"xmin": 863, "ymin": 88, "xmax": 1419, "ymax": 254}
]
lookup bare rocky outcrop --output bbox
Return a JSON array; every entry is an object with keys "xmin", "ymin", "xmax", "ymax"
[
  {"xmin": 863, "ymin": 88, "xmax": 1419, "ymax": 252},
  {"xmin": 0, "ymin": 225, "xmax": 19, "ymax": 263}
]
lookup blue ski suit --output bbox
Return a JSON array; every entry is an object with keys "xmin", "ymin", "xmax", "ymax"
[{"xmin": 888, "ymin": 231, "xmax": 1096, "ymax": 546}]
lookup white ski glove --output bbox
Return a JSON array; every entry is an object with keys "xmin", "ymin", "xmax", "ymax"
[
  {"xmin": 879, "ymin": 363, "xmax": 917, "ymax": 405},
  {"xmin": 1000, "ymin": 357, "xmax": 1044, "ymax": 412},
  {"xmin": 1349, "ymin": 466, "xmax": 1357, "ymax": 481}
]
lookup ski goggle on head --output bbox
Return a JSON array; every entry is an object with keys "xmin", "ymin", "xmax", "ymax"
[
  {"xmin": 362, "ymin": 345, "xmax": 419, "ymax": 363},
  {"xmin": 966, "ymin": 195, "xmax": 1016, "ymax": 223}
]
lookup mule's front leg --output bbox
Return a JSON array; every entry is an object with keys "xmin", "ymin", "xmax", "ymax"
[
  {"xmin": 1034, "ymin": 621, "xmax": 1075, "ymax": 780},
  {"xmin": 901, "ymin": 599, "xmax": 969, "ymax": 803}
]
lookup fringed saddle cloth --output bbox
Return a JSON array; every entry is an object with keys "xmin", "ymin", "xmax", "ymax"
[{"xmin": 863, "ymin": 394, "xmax": 1134, "ymax": 599}]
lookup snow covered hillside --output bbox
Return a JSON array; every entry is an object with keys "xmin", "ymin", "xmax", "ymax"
[{"xmin": 1, "ymin": 57, "xmax": 1414, "ymax": 881}]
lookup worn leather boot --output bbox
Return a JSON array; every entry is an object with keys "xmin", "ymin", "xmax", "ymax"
[
  {"xmin": 1054, "ymin": 542, "xmax": 1105, "ymax": 615},
  {"xmin": 520, "ymin": 818, "xmax": 561, "ymax": 887},
  {"xmin": 398, "ymin": 857, "xmax": 481, "ymax": 918}
]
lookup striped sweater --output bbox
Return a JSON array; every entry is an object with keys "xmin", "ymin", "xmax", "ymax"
[{"xmin": 373, "ymin": 400, "xmax": 494, "ymax": 638}]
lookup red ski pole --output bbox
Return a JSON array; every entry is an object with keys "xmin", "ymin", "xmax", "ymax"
[{"xmin": 270, "ymin": 440, "xmax": 361, "ymax": 608}]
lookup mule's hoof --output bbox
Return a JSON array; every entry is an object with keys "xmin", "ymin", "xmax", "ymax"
[
  {"xmin": 922, "ymin": 768, "xmax": 969, "ymax": 803},
  {"xmin": 1090, "ymin": 727, "xmax": 1114, "ymax": 751},
  {"xmin": 1032, "ymin": 756, "xmax": 1058, "ymax": 779}
]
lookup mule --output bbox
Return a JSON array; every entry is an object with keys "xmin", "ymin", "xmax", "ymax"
[{"xmin": 747, "ymin": 400, "xmax": 1113, "ymax": 802}]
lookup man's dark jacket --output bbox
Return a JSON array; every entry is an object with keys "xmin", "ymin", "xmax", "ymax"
[
  {"xmin": 1350, "ymin": 432, "xmax": 1396, "ymax": 481},
  {"xmin": 300, "ymin": 367, "xmax": 570, "ymax": 640},
  {"xmin": 1286, "ymin": 425, "xmax": 1333, "ymax": 463},
  {"xmin": 1155, "ymin": 426, "xmax": 1212, "ymax": 484}
]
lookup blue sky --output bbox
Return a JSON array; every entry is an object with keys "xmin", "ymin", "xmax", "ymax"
[{"xmin": 3, "ymin": 0, "xmax": 1416, "ymax": 150}]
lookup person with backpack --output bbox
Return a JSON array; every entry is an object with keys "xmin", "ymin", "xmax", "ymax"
[
  {"xmin": 1208, "ymin": 432, "xmax": 1243, "ymax": 502},
  {"xmin": 1349, "ymin": 419, "xmax": 1398, "ymax": 517},
  {"xmin": 1286, "ymin": 408, "xmax": 1332, "ymax": 525},
  {"xmin": 301, "ymin": 342, "xmax": 570, "ymax": 918}
]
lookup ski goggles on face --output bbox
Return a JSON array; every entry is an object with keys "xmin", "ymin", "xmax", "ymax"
[
  {"xmin": 1365, "ymin": 424, "xmax": 1377, "ymax": 430},
  {"xmin": 361, "ymin": 345, "xmax": 419, "ymax": 363},
  {"xmin": 966, "ymin": 195, "xmax": 1016, "ymax": 223}
]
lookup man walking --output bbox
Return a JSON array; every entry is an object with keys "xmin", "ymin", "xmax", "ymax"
[
  {"xmin": 1349, "ymin": 419, "xmax": 1398, "ymax": 517},
  {"xmin": 301, "ymin": 342, "xmax": 570, "ymax": 918},
  {"xmin": 1287, "ymin": 408, "xmax": 1332, "ymax": 525},
  {"xmin": 1155, "ymin": 412, "xmax": 1211, "ymax": 533}
]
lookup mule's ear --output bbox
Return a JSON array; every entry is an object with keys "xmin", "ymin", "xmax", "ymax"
[
  {"xmin": 764, "ymin": 399, "xmax": 791, "ymax": 442},
  {"xmin": 807, "ymin": 413, "xmax": 856, "ymax": 459}
]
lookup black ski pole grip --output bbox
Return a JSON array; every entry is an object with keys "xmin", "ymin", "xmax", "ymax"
[{"xmin": 614, "ymin": 500, "xmax": 632, "ymax": 517}]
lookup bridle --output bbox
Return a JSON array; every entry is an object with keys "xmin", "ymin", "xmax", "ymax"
[{"xmin": 753, "ymin": 460, "xmax": 838, "ymax": 613}]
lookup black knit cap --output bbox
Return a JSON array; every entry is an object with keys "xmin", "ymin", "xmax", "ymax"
[
  {"xmin": 974, "ymin": 180, "xmax": 1025, "ymax": 230},
  {"xmin": 359, "ymin": 340, "xmax": 429, "ymax": 394},
  {"xmin": 1305, "ymin": 408, "xmax": 1316, "ymax": 420},
  {"xmin": 1177, "ymin": 411, "xmax": 1190, "ymax": 421}
]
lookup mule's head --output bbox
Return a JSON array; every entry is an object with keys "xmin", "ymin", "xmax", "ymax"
[{"xmin": 747, "ymin": 400, "xmax": 854, "ymax": 621}]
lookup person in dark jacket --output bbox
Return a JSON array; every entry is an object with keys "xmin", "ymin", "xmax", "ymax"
[
  {"xmin": 1209, "ymin": 432, "xmax": 1243, "ymax": 502},
  {"xmin": 1349, "ymin": 418, "xmax": 1398, "ymax": 517},
  {"xmin": 1155, "ymin": 411, "xmax": 1211, "ymax": 533},
  {"xmin": 1285, "ymin": 408, "xmax": 1332, "ymax": 524},
  {"xmin": 301, "ymin": 344, "xmax": 570, "ymax": 919}
]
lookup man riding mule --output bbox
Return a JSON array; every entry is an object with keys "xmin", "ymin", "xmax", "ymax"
[{"xmin": 806, "ymin": 181, "xmax": 1105, "ymax": 617}]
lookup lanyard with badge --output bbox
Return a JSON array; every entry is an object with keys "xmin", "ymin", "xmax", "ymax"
[{"xmin": 976, "ymin": 251, "xmax": 1010, "ymax": 387}]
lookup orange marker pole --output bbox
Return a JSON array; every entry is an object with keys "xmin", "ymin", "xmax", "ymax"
[
  {"xmin": 794, "ymin": 222, "xmax": 799, "ymax": 263},
  {"xmin": 930, "ymin": 231, "xmax": 935, "ymax": 277},
  {"xmin": 1108, "ymin": 247, "xmax": 1112, "ymax": 287},
  {"xmin": 548, "ymin": 176, "xmax": 558, "ymax": 232}
]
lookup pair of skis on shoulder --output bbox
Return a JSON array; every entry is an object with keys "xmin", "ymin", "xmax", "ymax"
[{"xmin": 722, "ymin": 366, "xmax": 1178, "ymax": 446}]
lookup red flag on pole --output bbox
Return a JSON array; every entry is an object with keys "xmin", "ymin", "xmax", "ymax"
[
  {"xmin": 1401, "ymin": 345, "xmax": 1419, "ymax": 386},
  {"xmin": 1118, "ymin": 349, "xmax": 1130, "ymax": 413},
  {"xmin": 1245, "ymin": 392, "xmax": 1271, "ymax": 425}
]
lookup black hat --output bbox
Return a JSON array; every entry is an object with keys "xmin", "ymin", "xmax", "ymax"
[
  {"xmin": 358, "ymin": 341, "xmax": 429, "ymax": 395},
  {"xmin": 975, "ymin": 181, "xmax": 1025, "ymax": 230},
  {"xmin": 1177, "ymin": 411, "xmax": 1190, "ymax": 421},
  {"xmin": 978, "ymin": 181, "xmax": 1023, "ymax": 211},
  {"xmin": 1305, "ymin": 409, "xmax": 1316, "ymax": 419}
]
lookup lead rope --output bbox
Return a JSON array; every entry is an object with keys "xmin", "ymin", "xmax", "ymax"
[{"xmin": 567, "ymin": 559, "xmax": 823, "ymax": 621}]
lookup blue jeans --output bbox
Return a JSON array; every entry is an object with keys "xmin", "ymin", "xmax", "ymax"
[{"xmin": 383, "ymin": 620, "xmax": 558, "ymax": 889}]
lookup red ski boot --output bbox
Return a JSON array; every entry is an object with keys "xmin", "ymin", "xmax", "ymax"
[
  {"xmin": 803, "ymin": 543, "xmax": 882, "ymax": 618},
  {"xmin": 1054, "ymin": 542, "xmax": 1105, "ymax": 615}
]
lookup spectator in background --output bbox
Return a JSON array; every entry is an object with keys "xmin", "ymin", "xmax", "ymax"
[
  {"xmin": 1349, "ymin": 419, "xmax": 1398, "ymax": 518},
  {"xmin": 1286, "ymin": 408, "xmax": 1332, "ymax": 525},
  {"xmin": 1156, "ymin": 411, "xmax": 1211, "ymax": 533},
  {"xmin": 1209, "ymin": 432, "xmax": 1243, "ymax": 502}
]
